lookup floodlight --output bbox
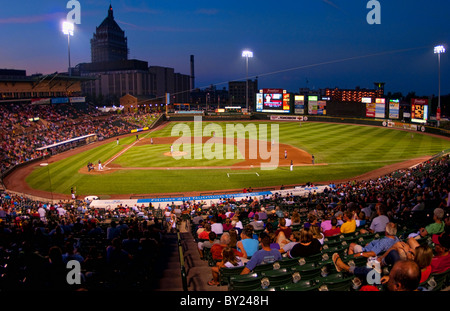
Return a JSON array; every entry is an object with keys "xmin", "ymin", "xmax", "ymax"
[{"xmin": 62, "ymin": 21, "xmax": 74, "ymax": 36}]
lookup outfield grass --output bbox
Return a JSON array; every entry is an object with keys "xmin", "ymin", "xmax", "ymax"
[{"xmin": 25, "ymin": 121, "xmax": 450, "ymax": 196}]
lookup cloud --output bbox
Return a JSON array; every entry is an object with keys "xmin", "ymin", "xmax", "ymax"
[{"xmin": 0, "ymin": 12, "xmax": 65, "ymax": 24}]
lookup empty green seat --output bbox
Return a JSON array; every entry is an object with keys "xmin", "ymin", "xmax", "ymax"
[
  {"xmin": 229, "ymin": 273, "xmax": 264, "ymax": 291},
  {"xmin": 260, "ymin": 268, "xmax": 293, "ymax": 287},
  {"xmin": 280, "ymin": 279, "xmax": 321, "ymax": 291}
]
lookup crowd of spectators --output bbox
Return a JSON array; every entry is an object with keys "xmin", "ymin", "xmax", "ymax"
[
  {"xmin": 190, "ymin": 155, "xmax": 450, "ymax": 291},
  {"xmin": 0, "ymin": 102, "xmax": 161, "ymax": 174},
  {"xmin": 0, "ymin": 190, "xmax": 171, "ymax": 290},
  {"xmin": 0, "ymin": 154, "xmax": 449, "ymax": 291}
]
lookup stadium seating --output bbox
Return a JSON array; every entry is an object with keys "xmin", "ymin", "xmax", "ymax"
[{"xmin": 1, "ymin": 110, "xmax": 450, "ymax": 292}]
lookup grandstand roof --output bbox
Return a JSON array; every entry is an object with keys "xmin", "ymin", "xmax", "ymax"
[{"xmin": 0, "ymin": 73, "xmax": 95, "ymax": 83}]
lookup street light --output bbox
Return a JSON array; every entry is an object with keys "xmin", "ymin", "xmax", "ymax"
[
  {"xmin": 242, "ymin": 50, "xmax": 253, "ymax": 111},
  {"xmin": 62, "ymin": 21, "xmax": 74, "ymax": 76},
  {"xmin": 434, "ymin": 45, "xmax": 446, "ymax": 127}
]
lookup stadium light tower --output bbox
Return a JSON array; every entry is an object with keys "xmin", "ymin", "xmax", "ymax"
[
  {"xmin": 242, "ymin": 50, "xmax": 253, "ymax": 111},
  {"xmin": 434, "ymin": 45, "xmax": 446, "ymax": 127},
  {"xmin": 62, "ymin": 21, "xmax": 74, "ymax": 76}
]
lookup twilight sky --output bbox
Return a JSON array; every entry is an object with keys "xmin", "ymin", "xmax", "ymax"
[{"xmin": 0, "ymin": 0, "xmax": 449, "ymax": 96}]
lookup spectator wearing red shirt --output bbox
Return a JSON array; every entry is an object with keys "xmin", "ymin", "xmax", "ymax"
[
  {"xmin": 198, "ymin": 223, "xmax": 212, "ymax": 240},
  {"xmin": 324, "ymin": 217, "xmax": 341, "ymax": 237},
  {"xmin": 211, "ymin": 232, "xmax": 243, "ymax": 261},
  {"xmin": 430, "ymin": 231, "xmax": 450, "ymax": 274},
  {"xmin": 274, "ymin": 218, "xmax": 292, "ymax": 240}
]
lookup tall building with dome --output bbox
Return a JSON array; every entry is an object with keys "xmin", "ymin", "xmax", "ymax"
[
  {"xmin": 90, "ymin": 5, "xmax": 129, "ymax": 63},
  {"xmin": 75, "ymin": 5, "xmax": 191, "ymax": 105}
]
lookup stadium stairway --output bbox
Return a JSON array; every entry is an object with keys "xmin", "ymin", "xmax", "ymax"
[{"xmin": 150, "ymin": 221, "xmax": 227, "ymax": 291}]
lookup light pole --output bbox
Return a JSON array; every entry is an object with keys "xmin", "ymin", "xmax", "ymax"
[
  {"xmin": 242, "ymin": 50, "xmax": 253, "ymax": 112},
  {"xmin": 62, "ymin": 21, "xmax": 74, "ymax": 76},
  {"xmin": 434, "ymin": 45, "xmax": 446, "ymax": 127}
]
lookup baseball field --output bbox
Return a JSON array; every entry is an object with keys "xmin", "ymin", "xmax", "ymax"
[{"xmin": 22, "ymin": 120, "xmax": 450, "ymax": 198}]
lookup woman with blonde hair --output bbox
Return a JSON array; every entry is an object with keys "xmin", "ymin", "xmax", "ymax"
[
  {"xmin": 310, "ymin": 225, "xmax": 325, "ymax": 245},
  {"xmin": 290, "ymin": 211, "xmax": 301, "ymax": 226}
]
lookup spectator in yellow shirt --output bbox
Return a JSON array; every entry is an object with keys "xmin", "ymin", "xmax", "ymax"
[{"xmin": 340, "ymin": 211, "xmax": 356, "ymax": 234}]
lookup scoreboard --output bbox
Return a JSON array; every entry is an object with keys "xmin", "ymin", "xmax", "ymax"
[
  {"xmin": 256, "ymin": 89, "xmax": 290, "ymax": 113},
  {"xmin": 411, "ymin": 98, "xmax": 428, "ymax": 124}
]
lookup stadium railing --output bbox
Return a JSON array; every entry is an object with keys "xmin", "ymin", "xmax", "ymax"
[{"xmin": 177, "ymin": 231, "xmax": 189, "ymax": 291}]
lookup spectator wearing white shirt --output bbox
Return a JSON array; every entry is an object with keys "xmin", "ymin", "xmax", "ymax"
[
  {"xmin": 210, "ymin": 216, "xmax": 224, "ymax": 235},
  {"xmin": 57, "ymin": 205, "xmax": 66, "ymax": 217}
]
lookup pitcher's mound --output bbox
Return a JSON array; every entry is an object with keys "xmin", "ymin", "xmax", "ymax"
[{"xmin": 164, "ymin": 151, "xmax": 188, "ymax": 157}]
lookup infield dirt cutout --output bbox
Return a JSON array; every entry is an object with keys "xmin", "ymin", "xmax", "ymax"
[{"xmin": 80, "ymin": 135, "xmax": 317, "ymax": 174}]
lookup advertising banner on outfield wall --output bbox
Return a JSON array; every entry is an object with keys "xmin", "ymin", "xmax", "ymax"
[
  {"xmin": 383, "ymin": 121, "xmax": 425, "ymax": 132},
  {"xmin": 308, "ymin": 96, "xmax": 326, "ymax": 115},
  {"xmin": 270, "ymin": 115, "xmax": 307, "ymax": 121},
  {"xmin": 69, "ymin": 97, "xmax": 86, "ymax": 103},
  {"xmin": 389, "ymin": 99, "xmax": 400, "ymax": 119},
  {"xmin": 294, "ymin": 95, "xmax": 305, "ymax": 114},
  {"xmin": 375, "ymin": 98, "xmax": 386, "ymax": 118},
  {"xmin": 366, "ymin": 103, "xmax": 376, "ymax": 117},
  {"xmin": 307, "ymin": 96, "xmax": 318, "ymax": 114}
]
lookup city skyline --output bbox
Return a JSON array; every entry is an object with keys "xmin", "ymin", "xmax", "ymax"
[{"xmin": 0, "ymin": 0, "xmax": 449, "ymax": 97}]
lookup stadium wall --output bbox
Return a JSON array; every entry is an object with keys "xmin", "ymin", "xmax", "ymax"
[{"xmin": 88, "ymin": 186, "xmax": 328, "ymax": 210}]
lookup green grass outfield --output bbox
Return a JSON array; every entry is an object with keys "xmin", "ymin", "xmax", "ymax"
[{"xmin": 25, "ymin": 121, "xmax": 450, "ymax": 196}]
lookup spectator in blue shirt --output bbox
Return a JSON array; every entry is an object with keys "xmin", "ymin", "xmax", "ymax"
[
  {"xmin": 240, "ymin": 231, "xmax": 282, "ymax": 275},
  {"xmin": 348, "ymin": 222, "xmax": 399, "ymax": 258}
]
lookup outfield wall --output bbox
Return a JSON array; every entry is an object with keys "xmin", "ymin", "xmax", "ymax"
[
  {"xmin": 252, "ymin": 113, "xmax": 450, "ymax": 137},
  {"xmin": 88, "ymin": 186, "xmax": 329, "ymax": 210}
]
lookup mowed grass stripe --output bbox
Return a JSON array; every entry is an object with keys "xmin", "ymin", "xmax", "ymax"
[
  {"xmin": 331, "ymin": 128, "xmax": 406, "ymax": 163},
  {"xmin": 294, "ymin": 123, "xmax": 361, "ymax": 149},
  {"xmin": 26, "ymin": 142, "xmax": 127, "ymax": 193},
  {"xmin": 308, "ymin": 125, "xmax": 387, "ymax": 163}
]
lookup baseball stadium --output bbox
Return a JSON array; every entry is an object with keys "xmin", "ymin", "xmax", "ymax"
[
  {"xmin": 1, "ymin": 3, "xmax": 450, "ymax": 296},
  {"xmin": 1, "ymin": 101, "xmax": 450, "ymax": 292}
]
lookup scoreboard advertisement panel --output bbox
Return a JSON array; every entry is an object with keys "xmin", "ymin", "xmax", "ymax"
[
  {"xmin": 256, "ymin": 88, "xmax": 290, "ymax": 113},
  {"xmin": 375, "ymin": 98, "xmax": 386, "ymax": 119},
  {"xmin": 389, "ymin": 99, "xmax": 400, "ymax": 119},
  {"xmin": 411, "ymin": 98, "xmax": 428, "ymax": 124},
  {"xmin": 366, "ymin": 103, "xmax": 376, "ymax": 118},
  {"xmin": 317, "ymin": 101, "xmax": 327, "ymax": 115},
  {"xmin": 294, "ymin": 95, "xmax": 305, "ymax": 114},
  {"xmin": 307, "ymin": 96, "xmax": 318, "ymax": 114}
]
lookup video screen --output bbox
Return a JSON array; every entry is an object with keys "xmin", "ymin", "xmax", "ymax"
[
  {"xmin": 256, "ymin": 89, "xmax": 290, "ymax": 113},
  {"xmin": 411, "ymin": 99, "xmax": 428, "ymax": 124},
  {"xmin": 264, "ymin": 93, "xmax": 283, "ymax": 108}
]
